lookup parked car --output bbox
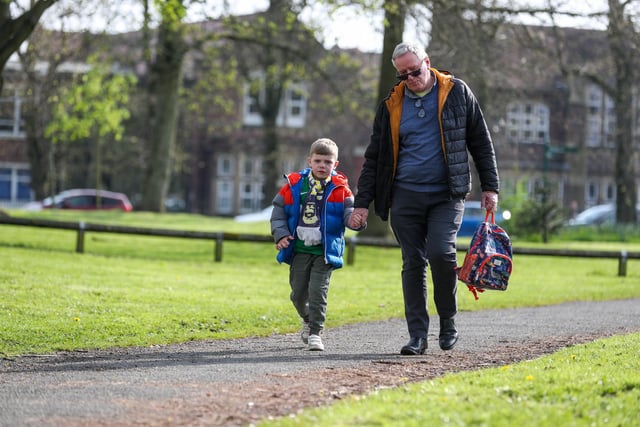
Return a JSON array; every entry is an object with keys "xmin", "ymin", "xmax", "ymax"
[
  {"xmin": 458, "ymin": 200, "xmax": 511, "ymax": 237},
  {"xmin": 566, "ymin": 203, "xmax": 640, "ymax": 227},
  {"xmin": 24, "ymin": 189, "xmax": 133, "ymax": 212},
  {"xmin": 234, "ymin": 207, "xmax": 273, "ymax": 223}
]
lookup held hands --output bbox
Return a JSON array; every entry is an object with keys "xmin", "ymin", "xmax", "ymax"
[
  {"xmin": 481, "ymin": 191, "xmax": 499, "ymax": 213},
  {"xmin": 349, "ymin": 208, "xmax": 369, "ymax": 229},
  {"xmin": 275, "ymin": 235, "xmax": 294, "ymax": 250}
]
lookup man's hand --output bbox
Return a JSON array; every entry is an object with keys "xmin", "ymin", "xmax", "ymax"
[
  {"xmin": 349, "ymin": 207, "xmax": 369, "ymax": 229},
  {"xmin": 481, "ymin": 191, "xmax": 499, "ymax": 213}
]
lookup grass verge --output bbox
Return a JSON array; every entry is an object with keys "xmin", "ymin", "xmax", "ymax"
[
  {"xmin": 1, "ymin": 210, "xmax": 639, "ymax": 357},
  {"xmin": 259, "ymin": 332, "xmax": 640, "ymax": 426}
]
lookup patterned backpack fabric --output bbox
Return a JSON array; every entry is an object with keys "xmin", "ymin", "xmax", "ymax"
[{"xmin": 457, "ymin": 212, "xmax": 513, "ymax": 300}]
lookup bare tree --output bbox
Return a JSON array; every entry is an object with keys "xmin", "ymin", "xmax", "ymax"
[
  {"xmin": 16, "ymin": 27, "xmax": 70, "ymax": 200},
  {"xmin": 223, "ymin": 0, "xmax": 311, "ymax": 205},
  {"xmin": 0, "ymin": 0, "xmax": 57, "ymax": 94},
  {"xmin": 515, "ymin": 0, "xmax": 638, "ymax": 224},
  {"xmin": 223, "ymin": 0, "xmax": 369, "ymax": 206}
]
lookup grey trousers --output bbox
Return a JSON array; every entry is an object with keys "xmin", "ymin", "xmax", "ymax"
[
  {"xmin": 390, "ymin": 188, "xmax": 464, "ymax": 339},
  {"xmin": 289, "ymin": 252, "xmax": 334, "ymax": 335}
]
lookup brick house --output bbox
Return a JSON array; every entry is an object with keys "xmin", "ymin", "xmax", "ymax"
[{"xmin": 1, "ymin": 22, "xmax": 638, "ymax": 216}]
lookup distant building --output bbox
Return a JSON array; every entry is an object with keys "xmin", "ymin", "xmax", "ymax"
[{"xmin": 1, "ymin": 21, "xmax": 638, "ymax": 216}]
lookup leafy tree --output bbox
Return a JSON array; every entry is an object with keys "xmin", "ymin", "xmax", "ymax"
[
  {"xmin": 45, "ymin": 56, "xmax": 135, "ymax": 199},
  {"xmin": 513, "ymin": 178, "xmax": 564, "ymax": 242}
]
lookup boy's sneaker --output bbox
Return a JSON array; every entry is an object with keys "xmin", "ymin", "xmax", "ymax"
[
  {"xmin": 300, "ymin": 320, "xmax": 310, "ymax": 344},
  {"xmin": 308, "ymin": 334, "xmax": 324, "ymax": 351}
]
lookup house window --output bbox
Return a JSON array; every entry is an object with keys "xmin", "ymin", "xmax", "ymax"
[
  {"xmin": 280, "ymin": 85, "xmax": 307, "ymax": 128},
  {"xmin": 216, "ymin": 179, "xmax": 233, "ymax": 215},
  {"xmin": 0, "ymin": 94, "xmax": 26, "ymax": 138},
  {"xmin": 241, "ymin": 157, "xmax": 262, "ymax": 178},
  {"xmin": 235, "ymin": 155, "xmax": 263, "ymax": 213},
  {"xmin": 238, "ymin": 180, "xmax": 263, "ymax": 213},
  {"xmin": 242, "ymin": 73, "xmax": 307, "ymax": 128},
  {"xmin": 505, "ymin": 101, "xmax": 549, "ymax": 144},
  {"xmin": 0, "ymin": 163, "xmax": 32, "ymax": 206},
  {"xmin": 585, "ymin": 84, "xmax": 616, "ymax": 148},
  {"xmin": 604, "ymin": 182, "xmax": 616, "ymax": 203},
  {"xmin": 281, "ymin": 156, "xmax": 302, "ymax": 175},
  {"xmin": 585, "ymin": 181, "xmax": 599, "ymax": 207},
  {"xmin": 215, "ymin": 154, "xmax": 235, "ymax": 214},
  {"xmin": 217, "ymin": 154, "xmax": 234, "ymax": 177}
]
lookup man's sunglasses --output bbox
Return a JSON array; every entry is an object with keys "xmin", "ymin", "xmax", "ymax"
[{"xmin": 396, "ymin": 69, "xmax": 422, "ymax": 81}]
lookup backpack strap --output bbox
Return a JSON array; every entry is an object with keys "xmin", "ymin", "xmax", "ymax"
[
  {"xmin": 485, "ymin": 211, "xmax": 495, "ymax": 224},
  {"xmin": 467, "ymin": 285, "xmax": 485, "ymax": 300}
]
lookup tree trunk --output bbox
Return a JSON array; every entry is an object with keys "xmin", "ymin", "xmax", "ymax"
[
  {"xmin": 607, "ymin": 0, "xmax": 638, "ymax": 224},
  {"xmin": 362, "ymin": 0, "xmax": 407, "ymax": 238},
  {"xmin": 140, "ymin": 14, "xmax": 187, "ymax": 212},
  {"xmin": 263, "ymin": 120, "xmax": 280, "ymax": 207}
]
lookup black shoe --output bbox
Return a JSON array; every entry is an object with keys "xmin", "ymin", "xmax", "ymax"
[
  {"xmin": 400, "ymin": 337, "xmax": 428, "ymax": 355},
  {"xmin": 439, "ymin": 318, "xmax": 458, "ymax": 350}
]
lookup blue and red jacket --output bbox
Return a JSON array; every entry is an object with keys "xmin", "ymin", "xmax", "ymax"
[{"xmin": 270, "ymin": 168, "xmax": 359, "ymax": 269}]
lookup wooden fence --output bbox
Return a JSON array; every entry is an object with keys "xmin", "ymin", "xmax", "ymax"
[{"xmin": 1, "ymin": 216, "xmax": 639, "ymax": 276}]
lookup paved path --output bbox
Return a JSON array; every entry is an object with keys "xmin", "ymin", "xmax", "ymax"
[{"xmin": 1, "ymin": 299, "xmax": 639, "ymax": 426}]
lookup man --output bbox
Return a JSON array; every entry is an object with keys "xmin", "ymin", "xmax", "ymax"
[{"xmin": 348, "ymin": 42, "xmax": 499, "ymax": 355}]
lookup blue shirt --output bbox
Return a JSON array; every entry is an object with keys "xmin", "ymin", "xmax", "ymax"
[{"xmin": 395, "ymin": 84, "xmax": 448, "ymax": 193}]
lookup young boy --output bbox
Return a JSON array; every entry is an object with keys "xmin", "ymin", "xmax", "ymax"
[{"xmin": 270, "ymin": 138, "xmax": 364, "ymax": 351}]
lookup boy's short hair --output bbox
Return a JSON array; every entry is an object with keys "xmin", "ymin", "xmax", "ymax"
[{"xmin": 310, "ymin": 138, "xmax": 339, "ymax": 159}]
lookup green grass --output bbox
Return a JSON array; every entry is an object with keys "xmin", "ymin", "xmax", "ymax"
[
  {"xmin": 259, "ymin": 333, "xmax": 640, "ymax": 426},
  {"xmin": 2, "ymin": 210, "xmax": 639, "ymax": 425},
  {"xmin": 8, "ymin": 209, "xmax": 270, "ymax": 234},
  {"xmin": 1, "ymin": 209, "xmax": 639, "ymax": 357}
]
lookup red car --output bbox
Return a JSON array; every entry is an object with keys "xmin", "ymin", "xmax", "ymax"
[{"xmin": 39, "ymin": 188, "xmax": 133, "ymax": 212}]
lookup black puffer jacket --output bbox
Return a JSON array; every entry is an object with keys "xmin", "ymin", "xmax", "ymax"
[{"xmin": 354, "ymin": 68, "xmax": 499, "ymax": 221}]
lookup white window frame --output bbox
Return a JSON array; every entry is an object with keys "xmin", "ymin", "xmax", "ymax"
[
  {"xmin": 585, "ymin": 181, "xmax": 599, "ymax": 207},
  {"xmin": 215, "ymin": 178, "xmax": 233, "ymax": 215},
  {"xmin": 241, "ymin": 157, "xmax": 262, "ymax": 178},
  {"xmin": 604, "ymin": 181, "xmax": 616, "ymax": 203},
  {"xmin": 279, "ymin": 84, "xmax": 307, "ymax": 128},
  {"xmin": 505, "ymin": 101, "xmax": 549, "ymax": 144},
  {"xmin": 242, "ymin": 72, "xmax": 307, "ymax": 128},
  {"xmin": 0, "ymin": 94, "xmax": 26, "ymax": 138},
  {"xmin": 217, "ymin": 154, "xmax": 234, "ymax": 177},
  {"xmin": 0, "ymin": 162, "xmax": 32, "ymax": 206},
  {"xmin": 238, "ymin": 180, "xmax": 263, "ymax": 213},
  {"xmin": 585, "ymin": 84, "xmax": 616, "ymax": 148}
]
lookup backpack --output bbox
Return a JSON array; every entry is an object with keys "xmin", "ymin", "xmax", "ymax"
[{"xmin": 457, "ymin": 212, "xmax": 513, "ymax": 300}]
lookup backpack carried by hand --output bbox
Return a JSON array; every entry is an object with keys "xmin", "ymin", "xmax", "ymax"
[{"xmin": 456, "ymin": 212, "xmax": 513, "ymax": 300}]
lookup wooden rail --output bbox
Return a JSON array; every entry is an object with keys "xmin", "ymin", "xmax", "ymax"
[{"xmin": 1, "ymin": 216, "xmax": 639, "ymax": 276}]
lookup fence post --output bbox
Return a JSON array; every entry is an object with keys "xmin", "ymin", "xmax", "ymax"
[
  {"xmin": 347, "ymin": 236, "xmax": 356, "ymax": 266},
  {"xmin": 76, "ymin": 221, "xmax": 85, "ymax": 253},
  {"xmin": 618, "ymin": 250, "xmax": 627, "ymax": 277},
  {"xmin": 214, "ymin": 232, "xmax": 223, "ymax": 262}
]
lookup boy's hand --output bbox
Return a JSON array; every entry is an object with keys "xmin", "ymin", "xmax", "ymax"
[
  {"xmin": 276, "ymin": 236, "xmax": 294, "ymax": 250},
  {"xmin": 349, "ymin": 208, "xmax": 369, "ymax": 229}
]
